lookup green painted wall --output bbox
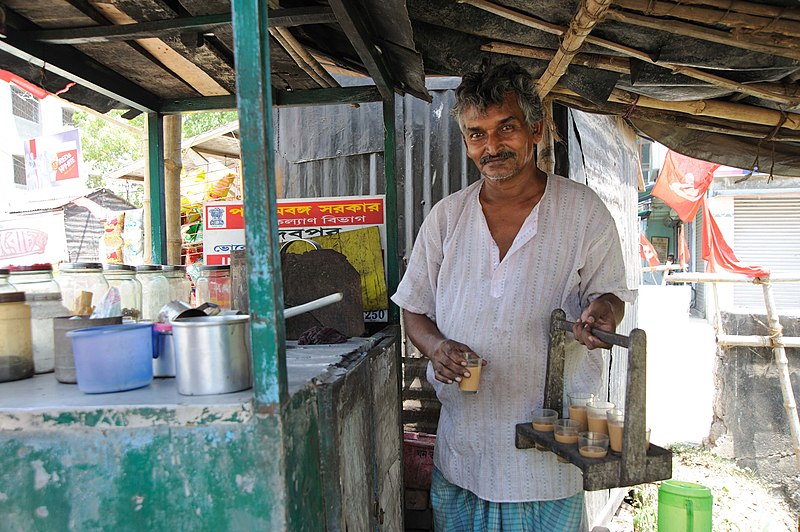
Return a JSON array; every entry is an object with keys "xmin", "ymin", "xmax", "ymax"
[{"xmin": 0, "ymin": 415, "xmax": 286, "ymax": 531}]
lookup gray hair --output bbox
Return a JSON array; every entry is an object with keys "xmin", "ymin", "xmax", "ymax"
[{"xmin": 452, "ymin": 62, "xmax": 543, "ymax": 132}]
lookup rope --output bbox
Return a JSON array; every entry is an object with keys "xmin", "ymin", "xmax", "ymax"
[{"xmin": 623, "ymin": 94, "xmax": 640, "ymax": 119}]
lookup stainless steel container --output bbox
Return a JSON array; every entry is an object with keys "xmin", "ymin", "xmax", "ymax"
[{"xmin": 171, "ymin": 315, "xmax": 252, "ymax": 395}]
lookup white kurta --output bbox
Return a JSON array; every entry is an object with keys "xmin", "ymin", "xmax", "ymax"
[{"xmin": 392, "ymin": 174, "xmax": 636, "ymax": 502}]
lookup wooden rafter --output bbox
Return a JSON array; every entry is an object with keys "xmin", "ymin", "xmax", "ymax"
[
  {"xmin": 552, "ymin": 85, "xmax": 800, "ymax": 131},
  {"xmin": 483, "ymin": 41, "xmax": 800, "ymax": 107},
  {"xmin": 674, "ymin": 0, "xmax": 800, "ymax": 22},
  {"xmin": 536, "ymin": 0, "xmax": 612, "ymax": 97},
  {"xmin": 614, "ymin": 0, "xmax": 800, "ymax": 39},
  {"xmin": 606, "ymin": 8, "xmax": 800, "ymax": 61},
  {"xmin": 89, "ymin": 1, "xmax": 229, "ymax": 96}
]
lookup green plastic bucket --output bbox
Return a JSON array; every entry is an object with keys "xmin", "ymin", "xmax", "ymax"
[{"xmin": 657, "ymin": 480, "xmax": 712, "ymax": 532}]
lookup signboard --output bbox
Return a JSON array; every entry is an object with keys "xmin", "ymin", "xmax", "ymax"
[
  {"xmin": 24, "ymin": 128, "xmax": 83, "ymax": 190},
  {"xmin": 203, "ymin": 196, "xmax": 388, "ymax": 321},
  {"xmin": 0, "ymin": 212, "xmax": 68, "ymax": 266}
]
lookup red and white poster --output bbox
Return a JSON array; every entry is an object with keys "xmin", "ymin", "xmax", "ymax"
[
  {"xmin": 202, "ymin": 195, "xmax": 386, "ymax": 265},
  {"xmin": 24, "ymin": 128, "xmax": 83, "ymax": 190},
  {"xmin": 0, "ymin": 212, "xmax": 68, "ymax": 266}
]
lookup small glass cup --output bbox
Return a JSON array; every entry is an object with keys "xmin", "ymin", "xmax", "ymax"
[
  {"xmin": 578, "ymin": 431, "xmax": 610, "ymax": 459},
  {"xmin": 586, "ymin": 401, "xmax": 615, "ymax": 435},
  {"xmin": 567, "ymin": 392, "xmax": 594, "ymax": 432},
  {"xmin": 458, "ymin": 352, "xmax": 482, "ymax": 394},
  {"xmin": 531, "ymin": 409, "xmax": 558, "ymax": 432},
  {"xmin": 607, "ymin": 408, "xmax": 625, "ymax": 453},
  {"xmin": 553, "ymin": 419, "xmax": 581, "ymax": 445}
]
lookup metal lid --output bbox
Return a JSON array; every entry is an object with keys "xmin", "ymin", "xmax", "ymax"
[
  {"xmin": 25, "ymin": 292, "xmax": 63, "ymax": 302},
  {"xmin": 0, "ymin": 292, "xmax": 26, "ymax": 303},
  {"xmin": 8, "ymin": 263, "xmax": 53, "ymax": 272},
  {"xmin": 136, "ymin": 265, "xmax": 163, "ymax": 272},
  {"xmin": 60, "ymin": 262, "xmax": 103, "ymax": 271},
  {"xmin": 104, "ymin": 264, "xmax": 136, "ymax": 271},
  {"xmin": 160, "ymin": 265, "xmax": 186, "ymax": 272},
  {"xmin": 200, "ymin": 265, "xmax": 230, "ymax": 271}
]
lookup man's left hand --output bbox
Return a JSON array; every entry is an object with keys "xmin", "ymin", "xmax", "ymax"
[{"xmin": 572, "ymin": 294, "xmax": 623, "ymax": 350}]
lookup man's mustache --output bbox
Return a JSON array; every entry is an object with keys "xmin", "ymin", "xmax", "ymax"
[{"xmin": 480, "ymin": 151, "xmax": 516, "ymax": 165}]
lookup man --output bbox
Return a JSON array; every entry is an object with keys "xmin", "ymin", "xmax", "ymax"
[{"xmin": 391, "ymin": 62, "xmax": 635, "ymax": 530}]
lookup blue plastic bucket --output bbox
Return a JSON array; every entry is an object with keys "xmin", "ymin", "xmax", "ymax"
[
  {"xmin": 67, "ymin": 322, "xmax": 157, "ymax": 394},
  {"xmin": 657, "ymin": 480, "xmax": 713, "ymax": 532}
]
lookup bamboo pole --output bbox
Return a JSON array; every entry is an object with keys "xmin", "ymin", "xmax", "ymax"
[
  {"xmin": 459, "ymin": 0, "xmax": 654, "ymax": 61},
  {"xmin": 537, "ymin": 97, "xmax": 556, "ymax": 173},
  {"xmin": 484, "ymin": 41, "xmax": 800, "ymax": 106},
  {"xmin": 536, "ymin": 0, "xmax": 613, "ymax": 97},
  {"xmin": 553, "ymin": 91, "xmax": 800, "ymax": 141},
  {"xmin": 712, "ymin": 282, "xmax": 723, "ymax": 334},
  {"xmin": 666, "ymin": 272, "xmax": 800, "ymax": 283},
  {"xmin": 717, "ymin": 334, "xmax": 800, "ymax": 348},
  {"xmin": 761, "ymin": 280, "xmax": 800, "ymax": 468},
  {"xmin": 606, "ymin": 9, "xmax": 800, "ymax": 61},
  {"xmin": 163, "ymin": 115, "xmax": 182, "ymax": 266},
  {"xmin": 614, "ymin": 0, "xmax": 800, "ymax": 38},
  {"xmin": 675, "ymin": 0, "xmax": 800, "ymax": 22}
]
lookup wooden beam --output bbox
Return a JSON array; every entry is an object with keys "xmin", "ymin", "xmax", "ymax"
[
  {"xmin": 674, "ymin": 0, "xmax": 800, "ymax": 22},
  {"xmin": 267, "ymin": 6, "xmax": 337, "ymax": 27},
  {"xmin": 606, "ymin": 8, "xmax": 800, "ymax": 61},
  {"xmin": 160, "ymin": 95, "xmax": 237, "ymax": 113},
  {"xmin": 614, "ymin": 0, "xmax": 800, "ymax": 39},
  {"xmin": 89, "ymin": 1, "xmax": 229, "ymax": 96},
  {"xmin": 459, "ymin": 0, "xmax": 654, "ymax": 62},
  {"xmin": 27, "ymin": 13, "xmax": 232, "ymax": 44},
  {"xmin": 553, "ymin": 85, "xmax": 800, "ymax": 130},
  {"xmin": 483, "ymin": 41, "xmax": 800, "ymax": 106},
  {"xmin": 328, "ymin": 0, "xmax": 396, "ymax": 101},
  {"xmin": 536, "ymin": 0, "xmax": 613, "ymax": 97},
  {"xmin": 273, "ymin": 86, "xmax": 382, "ymax": 107},
  {"xmin": 0, "ymin": 32, "xmax": 159, "ymax": 112}
]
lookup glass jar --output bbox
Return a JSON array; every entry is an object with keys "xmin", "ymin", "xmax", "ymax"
[
  {"xmin": 104, "ymin": 264, "xmax": 143, "ymax": 322},
  {"xmin": 58, "ymin": 262, "xmax": 109, "ymax": 316},
  {"xmin": 195, "ymin": 265, "xmax": 231, "ymax": 310},
  {"xmin": 161, "ymin": 265, "xmax": 192, "ymax": 304},
  {"xmin": 9, "ymin": 263, "xmax": 60, "ymax": 295},
  {"xmin": 26, "ymin": 292, "xmax": 69, "ymax": 373},
  {"xmin": 0, "ymin": 292, "xmax": 33, "ymax": 383},
  {"xmin": 0, "ymin": 269, "xmax": 18, "ymax": 293},
  {"xmin": 136, "ymin": 265, "xmax": 170, "ymax": 321}
]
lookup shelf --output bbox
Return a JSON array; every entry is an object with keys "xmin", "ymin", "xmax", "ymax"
[{"xmin": 515, "ymin": 423, "xmax": 672, "ymax": 491}]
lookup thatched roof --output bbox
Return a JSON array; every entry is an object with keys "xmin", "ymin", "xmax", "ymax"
[{"xmin": 4, "ymin": 0, "xmax": 800, "ymax": 174}]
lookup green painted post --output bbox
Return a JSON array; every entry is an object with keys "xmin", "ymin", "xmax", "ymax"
[
  {"xmin": 146, "ymin": 112, "xmax": 166, "ymax": 264},
  {"xmin": 383, "ymin": 97, "xmax": 400, "ymax": 324},
  {"xmin": 231, "ymin": 0, "xmax": 287, "ymax": 406}
]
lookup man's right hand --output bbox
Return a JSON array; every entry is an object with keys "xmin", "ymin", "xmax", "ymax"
[
  {"xmin": 430, "ymin": 339, "xmax": 484, "ymax": 384},
  {"xmin": 402, "ymin": 309, "xmax": 487, "ymax": 385}
]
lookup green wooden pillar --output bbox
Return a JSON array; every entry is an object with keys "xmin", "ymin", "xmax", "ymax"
[
  {"xmin": 231, "ymin": 0, "xmax": 287, "ymax": 406},
  {"xmin": 146, "ymin": 112, "xmax": 167, "ymax": 264},
  {"xmin": 383, "ymin": 97, "xmax": 400, "ymax": 324}
]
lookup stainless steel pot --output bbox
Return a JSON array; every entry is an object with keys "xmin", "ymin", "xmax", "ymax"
[{"xmin": 171, "ymin": 314, "xmax": 251, "ymax": 395}]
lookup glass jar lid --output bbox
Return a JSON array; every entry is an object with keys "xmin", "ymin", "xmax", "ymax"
[
  {"xmin": 25, "ymin": 293, "xmax": 63, "ymax": 302},
  {"xmin": 60, "ymin": 262, "xmax": 103, "ymax": 271},
  {"xmin": 160, "ymin": 265, "xmax": 186, "ymax": 272},
  {"xmin": 200, "ymin": 265, "xmax": 230, "ymax": 271},
  {"xmin": 136, "ymin": 265, "xmax": 163, "ymax": 272},
  {"xmin": 0, "ymin": 292, "xmax": 25, "ymax": 303},
  {"xmin": 8, "ymin": 263, "xmax": 53, "ymax": 272},
  {"xmin": 105, "ymin": 264, "xmax": 136, "ymax": 271},
  {"xmin": 0, "ymin": 269, "xmax": 9, "ymax": 276}
]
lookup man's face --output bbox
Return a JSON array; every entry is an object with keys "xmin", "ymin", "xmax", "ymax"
[{"xmin": 461, "ymin": 93, "xmax": 543, "ymax": 181}]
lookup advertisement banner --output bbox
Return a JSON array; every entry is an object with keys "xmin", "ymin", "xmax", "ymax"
[
  {"xmin": 24, "ymin": 128, "xmax": 83, "ymax": 190},
  {"xmin": 203, "ymin": 196, "xmax": 388, "ymax": 321},
  {"xmin": 0, "ymin": 212, "xmax": 68, "ymax": 266}
]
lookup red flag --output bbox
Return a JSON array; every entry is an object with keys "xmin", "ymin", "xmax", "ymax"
[
  {"xmin": 678, "ymin": 223, "xmax": 690, "ymax": 269},
  {"xmin": 652, "ymin": 150, "xmax": 720, "ymax": 222},
  {"xmin": 639, "ymin": 233, "xmax": 660, "ymax": 267},
  {"xmin": 701, "ymin": 199, "xmax": 769, "ymax": 277}
]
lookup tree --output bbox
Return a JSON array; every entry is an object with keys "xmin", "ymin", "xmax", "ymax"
[{"xmin": 73, "ymin": 110, "xmax": 239, "ymax": 207}]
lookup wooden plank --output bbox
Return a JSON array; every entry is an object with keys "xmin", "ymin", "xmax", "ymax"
[
  {"xmin": 27, "ymin": 13, "xmax": 232, "ymax": 43},
  {"xmin": 515, "ymin": 423, "xmax": 672, "ymax": 491},
  {"xmin": 90, "ymin": 1, "xmax": 229, "ymax": 96},
  {"xmin": 146, "ymin": 113, "xmax": 166, "ymax": 264},
  {"xmin": 328, "ymin": 0, "xmax": 396, "ymax": 101},
  {"xmin": 544, "ymin": 309, "xmax": 567, "ymax": 414}
]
